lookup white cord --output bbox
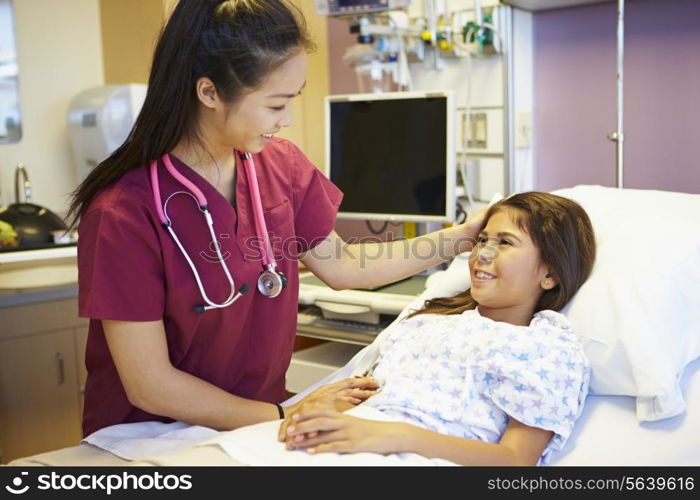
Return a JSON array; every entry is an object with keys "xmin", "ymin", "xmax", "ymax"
[
  {"xmin": 387, "ymin": 14, "xmax": 413, "ymax": 91},
  {"xmin": 460, "ymin": 43, "xmax": 476, "ymax": 213}
]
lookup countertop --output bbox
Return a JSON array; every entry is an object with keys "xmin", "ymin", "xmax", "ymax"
[
  {"xmin": 0, "ymin": 245, "xmax": 77, "ymax": 265},
  {"xmin": 0, "ymin": 246, "xmax": 79, "ymax": 308}
]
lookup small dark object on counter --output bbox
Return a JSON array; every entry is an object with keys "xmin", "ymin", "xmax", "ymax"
[{"xmin": 0, "ymin": 164, "xmax": 69, "ymax": 249}]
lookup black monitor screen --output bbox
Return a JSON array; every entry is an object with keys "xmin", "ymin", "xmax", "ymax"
[{"xmin": 329, "ymin": 96, "xmax": 448, "ymax": 219}]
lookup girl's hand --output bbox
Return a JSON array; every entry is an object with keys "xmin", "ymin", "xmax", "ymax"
[
  {"xmin": 277, "ymin": 377, "xmax": 379, "ymax": 441},
  {"xmin": 284, "ymin": 408, "xmax": 405, "ymax": 455}
]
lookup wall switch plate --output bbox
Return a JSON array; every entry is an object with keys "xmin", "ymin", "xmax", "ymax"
[{"xmin": 515, "ymin": 111, "xmax": 532, "ymax": 149}]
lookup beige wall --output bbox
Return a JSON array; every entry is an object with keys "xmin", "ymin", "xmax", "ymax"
[
  {"xmin": 99, "ymin": 0, "xmax": 171, "ymax": 84},
  {"xmin": 99, "ymin": 0, "xmax": 328, "ymax": 169},
  {"xmin": 0, "ymin": 0, "xmax": 328, "ymax": 215},
  {"xmin": 0, "ymin": 0, "xmax": 104, "ymax": 215},
  {"xmin": 276, "ymin": 0, "xmax": 328, "ymax": 170}
]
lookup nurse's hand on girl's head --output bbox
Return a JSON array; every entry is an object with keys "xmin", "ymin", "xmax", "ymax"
[
  {"xmin": 457, "ymin": 194, "xmax": 505, "ymax": 254},
  {"xmin": 468, "ymin": 206, "xmax": 488, "ymax": 232},
  {"xmin": 454, "ymin": 206, "xmax": 489, "ymax": 254},
  {"xmin": 277, "ymin": 377, "xmax": 379, "ymax": 441}
]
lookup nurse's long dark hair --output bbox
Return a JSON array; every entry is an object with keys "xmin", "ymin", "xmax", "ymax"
[
  {"xmin": 407, "ymin": 192, "xmax": 596, "ymax": 318},
  {"xmin": 67, "ymin": 0, "xmax": 314, "ymax": 228}
]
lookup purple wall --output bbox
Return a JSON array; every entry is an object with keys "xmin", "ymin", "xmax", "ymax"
[{"xmin": 534, "ymin": 0, "xmax": 700, "ymax": 194}]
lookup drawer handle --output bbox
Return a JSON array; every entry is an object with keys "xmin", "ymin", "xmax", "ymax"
[{"xmin": 56, "ymin": 352, "xmax": 65, "ymax": 385}]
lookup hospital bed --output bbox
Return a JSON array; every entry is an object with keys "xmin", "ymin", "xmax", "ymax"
[{"xmin": 8, "ymin": 185, "xmax": 700, "ymax": 466}]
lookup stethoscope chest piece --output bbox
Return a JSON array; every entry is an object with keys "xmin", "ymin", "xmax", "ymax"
[{"xmin": 257, "ymin": 268, "xmax": 287, "ymax": 298}]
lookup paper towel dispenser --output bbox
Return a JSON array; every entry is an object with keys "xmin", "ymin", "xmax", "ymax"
[{"xmin": 67, "ymin": 84, "xmax": 147, "ymax": 183}]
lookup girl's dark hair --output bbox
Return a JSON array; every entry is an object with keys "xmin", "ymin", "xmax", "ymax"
[
  {"xmin": 408, "ymin": 192, "xmax": 596, "ymax": 318},
  {"xmin": 67, "ymin": 0, "xmax": 314, "ymax": 227}
]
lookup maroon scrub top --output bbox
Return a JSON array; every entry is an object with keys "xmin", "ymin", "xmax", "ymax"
[{"xmin": 78, "ymin": 139, "xmax": 342, "ymax": 436}]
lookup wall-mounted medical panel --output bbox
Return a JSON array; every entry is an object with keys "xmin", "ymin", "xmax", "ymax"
[{"xmin": 456, "ymin": 107, "xmax": 504, "ymax": 156}]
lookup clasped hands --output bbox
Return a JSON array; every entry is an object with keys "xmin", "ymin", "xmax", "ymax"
[{"xmin": 276, "ymin": 377, "xmax": 401, "ymax": 455}]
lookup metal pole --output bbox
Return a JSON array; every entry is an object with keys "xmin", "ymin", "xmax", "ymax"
[
  {"xmin": 504, "ymin": 5, "xmax": 514, "ymax": 195},
  {"xmin": 608, "ymin": 0, "xmax": 625, "ymax": 188}
]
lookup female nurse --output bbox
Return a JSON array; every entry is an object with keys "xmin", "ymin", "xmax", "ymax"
[{"xmin": 68, "ymin": 0, "xmax": 484, "ymax": 437}]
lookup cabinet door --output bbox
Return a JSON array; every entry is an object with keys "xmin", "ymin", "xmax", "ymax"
[
  {"xmin": 74, "ymin": 326, "xmax": 88, "ymax": 418},
  {"xmin": 0, "ymin": 329, "xmax": 82, "ymax": 463}
]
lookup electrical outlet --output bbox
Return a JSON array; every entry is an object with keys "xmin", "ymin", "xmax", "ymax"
[{"xmin": 515, "ymin": 111, "xmax": 532, "ymax": 149}]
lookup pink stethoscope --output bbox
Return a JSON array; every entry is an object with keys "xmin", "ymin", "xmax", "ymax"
[{"xmin": 150, "ymin": 152, "xmax": 287, "ymax": 313}]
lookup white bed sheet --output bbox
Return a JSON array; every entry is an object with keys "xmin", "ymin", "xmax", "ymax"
[
  {"xmin": 550, "ymin": 356, "xmax": 700, "ymax": 466},
  {"xmin": 9, "ymin": 356, "xmax": 700, "ymax": 467}
]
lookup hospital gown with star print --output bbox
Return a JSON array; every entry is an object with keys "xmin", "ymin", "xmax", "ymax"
[{"xmin": 362, "ymin": 308, "xmax": 591, "ymax": 465}]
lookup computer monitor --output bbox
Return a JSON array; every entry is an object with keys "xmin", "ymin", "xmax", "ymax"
[{"xmin": 324, "ymin": 90, "xmax": 456, "ymax": 224}]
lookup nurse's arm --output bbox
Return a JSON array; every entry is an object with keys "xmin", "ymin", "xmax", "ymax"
[
  {"xmin": 300, "ymin": 212, "xmax": 483, "ymax": 290},
  {"xmin": 103, "ymin": 319, "xmax": 281, "ymax": 429}
]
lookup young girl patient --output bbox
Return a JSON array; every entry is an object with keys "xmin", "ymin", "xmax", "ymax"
[{"xmin": 279, "ymin": 192, "xmax": 596, "ymax": 466}]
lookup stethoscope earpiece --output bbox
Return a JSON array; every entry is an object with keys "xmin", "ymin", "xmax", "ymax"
[{"xmin": 193, "ymin": 283, "xmax": 251, "ymax": 314}]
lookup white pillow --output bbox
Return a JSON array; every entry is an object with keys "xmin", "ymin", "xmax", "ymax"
[
  {"xmin": 553, "ymin": 185, "xmax": 700, "ymax": 421},
  {"xmin": 421, "ymin": 185, "xmax": 700, "ymax": 421}
]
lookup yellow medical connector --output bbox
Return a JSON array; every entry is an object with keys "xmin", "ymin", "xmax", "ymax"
[
  {"xmin": 403, "ymin": 222, "xmax": 416, "ymax": 239},
  {"xmin": 438, "ymin": 39, "xmax": 454, "ymax": 51}
]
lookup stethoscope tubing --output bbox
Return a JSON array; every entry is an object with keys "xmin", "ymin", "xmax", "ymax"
[
  {"xmin": 149, "ymin": 151, "xmax": 284, "ymax": 312},
  {"xmin": 241, "ymin": 152, "xmax": 275, "ymax": 269}
]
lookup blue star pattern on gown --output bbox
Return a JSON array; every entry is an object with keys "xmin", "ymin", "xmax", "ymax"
[{"xmin": 362, "ymin": 308, "xmax": 591, "ymax": 465}]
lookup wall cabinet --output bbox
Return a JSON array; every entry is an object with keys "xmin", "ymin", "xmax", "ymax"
[{"xmin": 0, "ymin": 296, "xmax": 87, "ymax": 464}]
